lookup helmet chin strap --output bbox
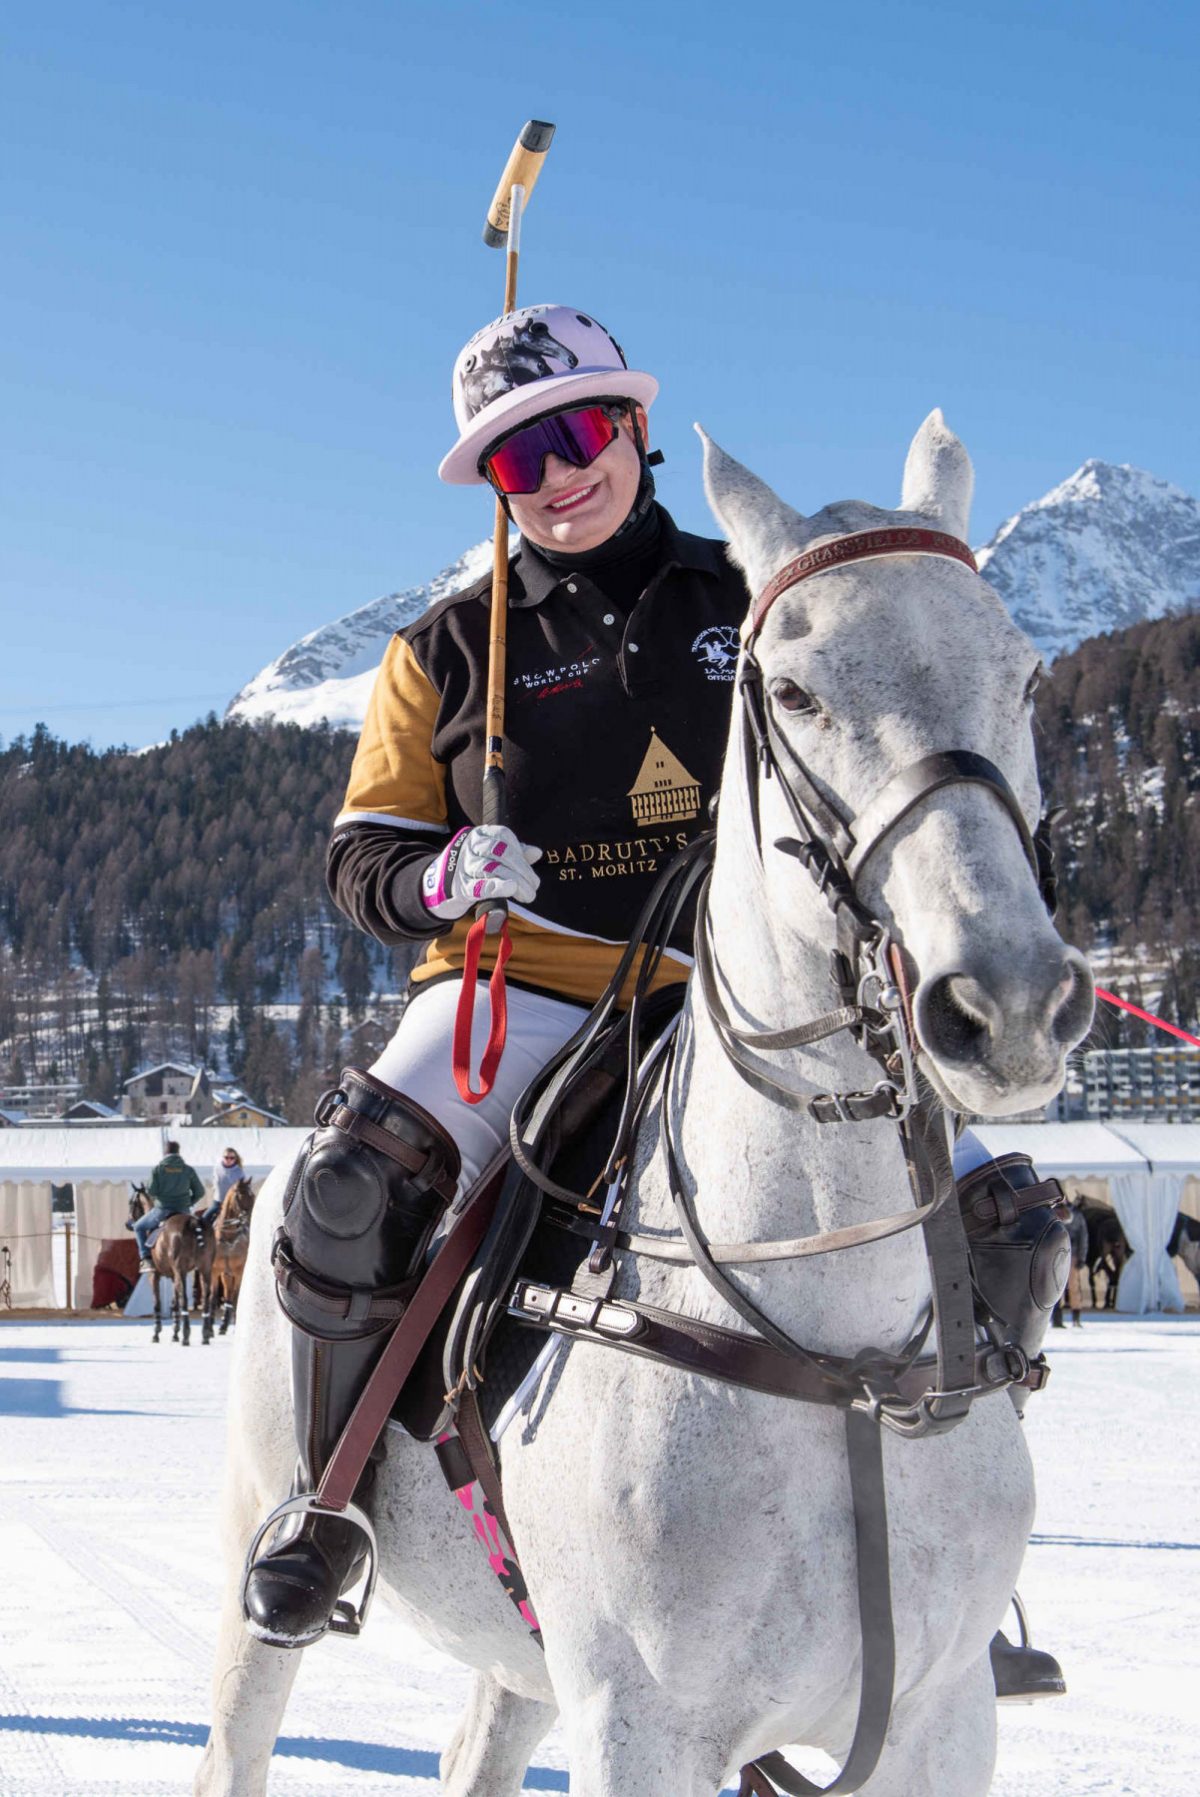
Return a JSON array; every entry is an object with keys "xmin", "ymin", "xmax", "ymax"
[{"xmin": 608, "ymin": 401, "xmax": 663, "ymax": 541}]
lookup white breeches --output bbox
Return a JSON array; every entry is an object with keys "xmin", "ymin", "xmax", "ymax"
[{"xmin": 369, "ymin": 980, "xmax": 588, "ymax": 1195}]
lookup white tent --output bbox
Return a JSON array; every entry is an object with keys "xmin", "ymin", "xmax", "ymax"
[
  {"xmin": 0, "ymin": 1126, "xmax": 310, "ymax": 1185},
  {"xmin": 0, "ymin": 1182, "xmax": 55, "ymax": 1307},
  {"xmin": 0, "ymin": 1127, "xmax": 309, "ymax": 1311},
  {"xmin": 972, "ymin": 1120, "xmax": 1200, "ymax": 1314}
]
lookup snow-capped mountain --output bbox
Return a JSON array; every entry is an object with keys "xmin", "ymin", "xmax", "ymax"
[
  {"xmin": 227, "ymin": 461, "xmax": 1199, "ymax": 730},
  {"xmin": 975, "ymin": 461, "xmax": 1200, "ymax": 660},
  {"xmin": 225, "ymin": 540, "xmax": 495, "ymax": 728}
]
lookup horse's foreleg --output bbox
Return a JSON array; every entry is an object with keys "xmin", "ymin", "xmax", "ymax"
[
  {"xmin": 201, "ymin": 1272, "xmax": 214, "ymax": 1345},
  {"xmin": 440, "ymin": 1671, "xmax": 555, "ymax": 1797},
  {"xmin": 193, "ymin": 1566, "xmax": 303, "ymax": 1797},
  {"xmin": 852, "ymin": 1645, "xmax": 996, "ymax": 1797},
  {"xmin": 179, "ymin": 1276, "xmax": 190, "ymax": 1345},
  {"xmin": 152, "ymin": 1275, "xmax": 162, "ymax": 1344},
  {"xmin": 552, "ymin": 1682, "xmax": 725, "ymax": 1797},
  {"xmin": 195, "ymin": 1440, "xmax": 302, "ymax": 1797}
]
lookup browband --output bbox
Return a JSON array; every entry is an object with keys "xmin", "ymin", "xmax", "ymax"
[{"xmin": 750, "ymin": 527, "xmax": 979, "ymax": 636}]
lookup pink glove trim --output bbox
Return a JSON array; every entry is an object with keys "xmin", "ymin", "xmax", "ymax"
[{"xmin": 428, "ymin": 828, "xmax": 469, "ymax": 909}]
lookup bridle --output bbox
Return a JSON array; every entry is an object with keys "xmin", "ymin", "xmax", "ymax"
[{"xmin": 703, "ymin": 526, "xmax": 1058, "ymax": 1127}]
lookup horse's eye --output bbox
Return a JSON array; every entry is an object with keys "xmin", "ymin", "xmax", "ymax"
[
  {"xmin": 1024, "ymin": 664, "xmax": 1044, "ymax": 703},
  {"xmin": 774, "ymin": 679, "xmax": 816, "ymax": 716}
]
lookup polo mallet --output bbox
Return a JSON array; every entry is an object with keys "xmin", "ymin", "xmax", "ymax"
[{"xmin": 452, "ymin": 119, "xmax": 556, "ymax": 1105}]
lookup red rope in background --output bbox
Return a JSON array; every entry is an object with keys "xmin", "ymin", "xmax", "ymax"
[{"xmin": 1096, "ymin": 986, "xmax": 1200, "ymax": 1051}]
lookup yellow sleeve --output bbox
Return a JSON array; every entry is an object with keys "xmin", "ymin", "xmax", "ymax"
[{"xmin": 337, "ymin": 636, "xmax": 448, "ymax": 831}]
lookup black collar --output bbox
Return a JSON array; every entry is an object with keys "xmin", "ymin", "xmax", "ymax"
[{"xmin": 506, "ymin": 507, "xmax": 728, "ymax": 609}]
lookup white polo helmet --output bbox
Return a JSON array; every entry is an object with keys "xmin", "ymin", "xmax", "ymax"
[{"xmin": 438, "ymin": 303, "xmax": 659, "ymax": 486}]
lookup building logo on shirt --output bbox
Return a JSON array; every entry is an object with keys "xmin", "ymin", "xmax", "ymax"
[
  {"xmin": 691, "ymin": 624, "xmax": 739, "ymax": 681},
  {"xmin": 628, "ymin": 729, "xmax": 701, "ymax": 827}
]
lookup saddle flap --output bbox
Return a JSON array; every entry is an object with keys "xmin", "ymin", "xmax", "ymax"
[{"xmin": 394, "ymin": 990, "xmax": 686, "ymax": 1442}]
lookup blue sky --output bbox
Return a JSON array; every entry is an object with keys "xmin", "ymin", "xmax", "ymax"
[{"xmin": 2, "ymin": 0, "xmax": 1196, "ymax": 750}]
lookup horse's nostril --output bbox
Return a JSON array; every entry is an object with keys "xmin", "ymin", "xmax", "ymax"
[
  {"xmin": 1050, "ymin": 958, "xmax": 1095, "ymax": 1047},
  {"xmin": 917, "ymin": 973, "xmax": 997, "ymax": 1065}
]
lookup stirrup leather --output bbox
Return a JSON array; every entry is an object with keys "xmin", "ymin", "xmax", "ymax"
[{"xmin": 240, "ymin": 1492, "xmax": 379, "ymax": 1638}]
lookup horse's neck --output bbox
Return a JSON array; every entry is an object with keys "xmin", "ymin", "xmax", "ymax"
[{"xmin": 629, "ymin": 770, "xmax": 932, "ymax": 1358}]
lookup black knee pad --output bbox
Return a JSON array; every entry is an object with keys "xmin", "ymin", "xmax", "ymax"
[
  {"xmin": 274, "ymin": 1067, "xmax": 460, "ymax": 1342},
  {"xmin": 958, "ymin": 1153, "xmax": 1071, "ymax": 1364}
]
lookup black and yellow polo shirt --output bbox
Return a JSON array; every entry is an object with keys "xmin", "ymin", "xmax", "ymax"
[{"xmin": 326, "ymin": 507, "xmax": 749, "ymax": 1006}]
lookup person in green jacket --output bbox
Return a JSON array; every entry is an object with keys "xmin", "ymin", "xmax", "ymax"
[{"xmin": 132, "ymin": 1141, "xmax": 205, "ymax": 1270}]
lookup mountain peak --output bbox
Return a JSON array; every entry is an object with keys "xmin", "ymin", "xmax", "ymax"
[
  {"xmin": 975, "ymin": 462, "xmax": 1199, "ymax": 659},
  {"xmin": 1031, "ymin": 459, "xmax": 1190, "ymax": 511},
  {"xmin": 227, "ymin": 458, "xmax": 1200, "ymax": 733},
  {"xmin": 226, "ymin": 539, "xmax": 496, "ymax": 728}
]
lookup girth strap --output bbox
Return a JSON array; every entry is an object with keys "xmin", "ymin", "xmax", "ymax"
[{"xmin": 744, "ymin": 1409, "xmax": 894, "ymax": 1796}]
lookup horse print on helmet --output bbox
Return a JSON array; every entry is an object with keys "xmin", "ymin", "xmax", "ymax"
[{"xmin": 459, "ymin": 315, "xmax": 580, "ymax": 417}]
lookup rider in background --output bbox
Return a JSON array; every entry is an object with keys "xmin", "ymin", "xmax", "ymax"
[
  {"xmin": 132, "ymin": 1140, "xmax": 205, "ymax": 1271},
  {"xmin": 196, "ymin": 1144, "xmax": 244, "ymax": 1229},
  {"xmin": 242, "ymin": 303, "xmax": 1068, "ymax": 1704}
]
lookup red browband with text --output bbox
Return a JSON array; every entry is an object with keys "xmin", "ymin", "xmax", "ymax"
[{"xmin": 750, "ymin": 528, "xmax": 979, "ymax": 635}]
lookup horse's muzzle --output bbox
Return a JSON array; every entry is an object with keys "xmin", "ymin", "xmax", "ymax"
[{"xmin": 913, "ymin": 943, "xmax": 1094, "ymax": 1108}]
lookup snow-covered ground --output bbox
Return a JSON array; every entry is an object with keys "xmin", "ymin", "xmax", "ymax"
[{"xmin": 0, "ymin": 1314, "xmax": 1196, "ymax": 1796}]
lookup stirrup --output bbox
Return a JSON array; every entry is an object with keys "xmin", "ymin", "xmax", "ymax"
[
  {"xmin": 1011, "ymin": 1590, "xmax": 1033, "ymax": 1648},
  {"xmin": 239, "ymin": 1492, "xmax": 380, "ymax": 1638}
]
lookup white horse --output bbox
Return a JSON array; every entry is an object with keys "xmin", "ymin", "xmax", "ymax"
[{"xmin": 196, "ymin": 411, "xmax": 1093, "ymax": 1797}]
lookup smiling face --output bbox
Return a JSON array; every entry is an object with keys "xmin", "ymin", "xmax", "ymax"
[{"xmin": 506, "ymin": 406, "xmax": 647, "ymax": 552}]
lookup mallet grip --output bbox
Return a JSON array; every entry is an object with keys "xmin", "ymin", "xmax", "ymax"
[{"xmin": 483, "ymin": 120, "xmax": 555, "ymax": 247}]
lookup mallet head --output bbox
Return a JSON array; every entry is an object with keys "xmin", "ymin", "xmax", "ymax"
[{"xmin": 484, "ymin": 120, "xmax": 556, "ymax": 247}]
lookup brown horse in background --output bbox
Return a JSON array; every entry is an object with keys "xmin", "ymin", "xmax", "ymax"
[
  {"xmin": 129, "ymin": 1183, "xmax": 216, "ymax": 1345},
  {"xmin": 1080, "ymin": 1198, "xmax": 1131, "ymax": 1310},
  {"xmin": 212, "ymin": 1176, "xmax": 256, "ymax": 1335}
]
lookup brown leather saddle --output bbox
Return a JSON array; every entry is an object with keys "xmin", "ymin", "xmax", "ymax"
[{"xmin": 391, "ymin": 982, "xmax": 686, "ymax": 1444}]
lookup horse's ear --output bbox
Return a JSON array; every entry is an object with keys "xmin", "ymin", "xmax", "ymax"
[
  {"xmin": 696, "ymin": 425, "xmax": 811, "ymax": 599},
  {"xmin": 900, "ymin": 409, "xmax": 974, "ymax": 541}
]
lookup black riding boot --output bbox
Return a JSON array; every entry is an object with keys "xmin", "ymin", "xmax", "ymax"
[
  {"xmin": 958, "ymin": 1153, "xmax": 1071, "ymax": 1702},
  {"xmin": 242, "ymin": 1068, "xmax": 460, "ymax": 1648}
]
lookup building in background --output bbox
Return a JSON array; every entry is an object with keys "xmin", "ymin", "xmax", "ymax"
[
  {"xmin": 121, "ymin": 1064, "xmax": 214, "ymax": 1124},
  {"xmin": 61, "ymin": 1099, "xmax": 124, "ymax": 1123},
  {"xmin": 204, "ymin": 1100, "xmax": 288, "ymax": 1129},
  {"xmin": 1084, "ymin": 1047, "xmax": 1200, "ymax": 1122},
  {"xmin": 0, "ymin": 1083, "xmax": 81, "ymax": 1120}
]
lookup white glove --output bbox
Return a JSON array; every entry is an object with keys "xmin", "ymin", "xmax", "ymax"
[{"xmin": 421, "ymin": 825, "xmax": 542, "ymax": 922}]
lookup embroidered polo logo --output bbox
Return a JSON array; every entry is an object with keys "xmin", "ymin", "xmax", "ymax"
[
  {"xmin": 691, "ymin": 624, "xmax": 739, "ymax": 681},
  {"xmin": 512, "ymin": 654, "xmax": 602, "ymax": 696},
  {"xmin": 628, "ymin": 729, "xmax": 701, "ymax": 826}
]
